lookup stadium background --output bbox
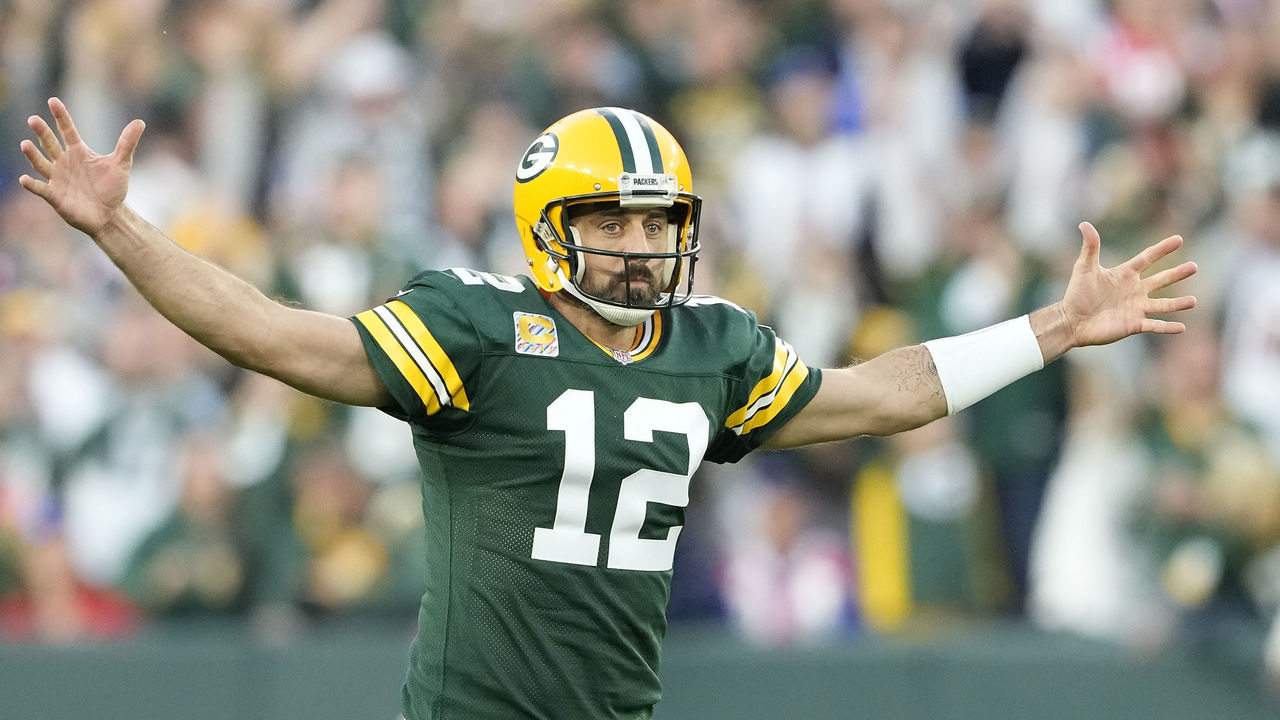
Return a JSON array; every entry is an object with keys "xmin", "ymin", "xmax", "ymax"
[{"xmin": 3, "ymin": 0, "xmax": 1280, "ymax": 717}]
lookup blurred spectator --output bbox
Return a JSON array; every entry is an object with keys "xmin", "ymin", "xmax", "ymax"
[
  {"xmin": 274, "ymin": 153, "xmax": 425, "ymax": 315},
  {"xmin": 1136, "ymin": 326, "xmax": 1280, "ymax": 648},
  {"xmin": 908, "ymin": 204, "xmax": 1069, "ymax": 613},
  {"xmin": 287, "ymin": 440, "xmax": 423, "ymax": 615},
  {"xmin": 666, "ymin": 0, "xmax": 772, "ymax": 198},
  {"xmin": 0, "ymin": 505, "xmax": 138, "ymax": 643},
  {"xmin": 1028, "ymin": 341, "xmax": 1166, "ymax": 643},
  {"xmin": 512, "ymin": 3, "xmax": 648, "ymax": 126},
  {"xmin": 828, "ymin": 0, "xmax": 964, "ymax": 285},
  {"xmin": 122, "ymin": 434, "xmax": 248, "ymax": 616},
  {"xmin": 999, "ymin": 41, "xmax": 1092, "ymax": 259},
  {"xmin": 1219, "ymin": 144, "xmax": 1280, "ymax": 464},
  {"xmin": 720, "ymin": 480, "xmax": 856, "ymax": 645},
  {"xmin": 958, "ymin": 0, "xmax": 1030, "ymax": 124},
  {"xmin": 425, "ymin": 99, "xmax": 534, "ymax": 277},
  {"xmin": 725, "ymin": 46, "xmax": 869, "ymax": 367},
  {"xmin": 58, "ymin": 296, "xmax": 227, "ymax": 587},
  {"xmin": 269, "ymin": 26, "xmax": 433, "ymax": 265}
]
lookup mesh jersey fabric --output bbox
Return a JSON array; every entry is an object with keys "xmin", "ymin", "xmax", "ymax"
[{"xmin": 350, "ymin": 269, "xmax": 821, "ymax": 720}]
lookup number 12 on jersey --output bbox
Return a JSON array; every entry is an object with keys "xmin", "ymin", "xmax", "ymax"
[{"xmin": 532, "ymin": 389, "xmax": 709, "ymax": 572}]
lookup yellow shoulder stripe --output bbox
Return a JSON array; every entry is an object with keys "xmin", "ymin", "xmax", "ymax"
[
  {"xmin": 355, "ymin": 308, "xmax": 445, "ymax": 414},
  {"xmin": 739, "ymin": 361, "xmax": 808, "ymax": 435},
  {"xmin": 725, "ymin": 340, "xmax": 808, "ymax": 435},
  {"xmin": 354, "ymin": 300, "xmax": 470, "ymax": 415},
  {"xmin": 385, "ymin": 301, "xmax": 470, "ymax": 411},
  {"xmin": 725, "ymin": 342, "xmax": 788, "ymax": 429}
]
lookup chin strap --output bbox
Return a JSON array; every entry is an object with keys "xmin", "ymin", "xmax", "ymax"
[{"xmin": 558, "ymin": 273, "xmax": 656, "ymax": 327}]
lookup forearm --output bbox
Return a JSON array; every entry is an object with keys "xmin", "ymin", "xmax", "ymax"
[
  {"xmin": 768, "ymin": 308, "xmax": 1071, "ymax": 449},
  {"xmin": 867, "ymin": 305, "xmax": 1075, "ymax": 429},
  {"xmin": 93, "ymin": 205, "xmax": 286, "ymax": 372},
  {"xmin": 764, "ymin": 345, "xmax": 946, "ymax": 448},
  {"xmin": 92, "ymin": 207, "xmax": 389, "ymax": 405},
  {"xmin": 839, "ymin": 344, "xmax": 949, "ymax": 436}
]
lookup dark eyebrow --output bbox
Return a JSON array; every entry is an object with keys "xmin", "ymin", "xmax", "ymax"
[{"xmin": 590, "ymin": 208, "xmax": 668, "ymax": 220}]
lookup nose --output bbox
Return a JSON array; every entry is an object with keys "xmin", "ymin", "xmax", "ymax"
[{"xmin": 618, "ymin": 222, "xmax": 652, "ymax": 254}]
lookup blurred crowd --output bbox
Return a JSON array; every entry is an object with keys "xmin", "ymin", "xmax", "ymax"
[{"xmin": 2, "ymin": 0, "xmax": 1280, "ymax": 688}]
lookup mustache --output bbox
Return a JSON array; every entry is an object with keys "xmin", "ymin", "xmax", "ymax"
[{"xmin": 613, "ymin": 262, "xmax": 657, "ymax": 283}]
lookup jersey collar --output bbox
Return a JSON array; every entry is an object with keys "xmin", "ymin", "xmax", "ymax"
[{"xmin": 583, "ymin": 311, "xmax": 662, "ymax": 365}]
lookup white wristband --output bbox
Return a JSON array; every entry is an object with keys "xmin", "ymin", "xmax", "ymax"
[{"xmin": 923, "ymin": 315, "xmax": 1044, "ymax": 415}]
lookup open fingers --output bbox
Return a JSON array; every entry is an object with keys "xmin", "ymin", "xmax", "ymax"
[
  {"xmin": 1143, "ymin": 260, "xmax": 1198, "ymax": 293},
  {"xmin": 1140, "ymin": 318, "xmax": 1187, "ymax": 335},
  {"xmin": 1077, "ymin": 222, "xmax": 1101, "ymax": 267},
  {"xmin": 28, "ymin": 114, "xmax": 62, "ymax": 162},
  {"xmin": 17, "ymin": 174, "xmax": 52, "ymax": 202},
  {"xmin": 48, "ymin": 97, "xmax": 84, "ymax": 149},
  {"xmin": 1125, "ymin": 234, "xmax": 1183, "ymax": 274},
  {"xmin": 113, "ymin": 119, "xmax": 146, "ymax": 168},
  {"xmin": 1147, "ymin": 295, "xmax": 1197, "ymax": 315},
  {"xmin": 20, "ymin": 138, "xmax": 54, "ymax": 178}
]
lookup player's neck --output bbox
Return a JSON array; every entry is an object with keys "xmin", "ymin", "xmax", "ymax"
[{"xmin": 548, "ymin": 292, "xmax": 645, "ymax": 351}]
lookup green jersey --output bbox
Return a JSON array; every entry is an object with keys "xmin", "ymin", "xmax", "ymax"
[{"xmin": 350, "ymin": 268, "xmax": 821, "ymax": 720}]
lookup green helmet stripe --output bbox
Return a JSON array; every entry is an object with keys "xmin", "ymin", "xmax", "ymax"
[
  {"xmin": 597, "ymin": 108, "xmax": 638, "ymax": 174},
  {"xmin": 634, "ymin": 114, "xmax": 665, "ymax": 172}
]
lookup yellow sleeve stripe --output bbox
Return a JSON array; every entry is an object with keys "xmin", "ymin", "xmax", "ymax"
[
  {"xmin": 725, "ymin": 339, "xmax": 808, "ymax": 435},
  {"xmin": 725, "ymin": 341, "xmax": 789, "ymax": 429},
  {"xmin": 740, "ymin": 359, "xmax": 808, "ymax": 435},
  {"xmin": 384, "ymin": 301, "xmax": 470, "ymax": 411},
  {"xmin": 355, "ymin": 308, "xmax": 444, "ymax": 415}
]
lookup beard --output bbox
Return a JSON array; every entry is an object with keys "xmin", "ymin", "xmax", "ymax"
[{"xmin": 579, "ymin": 260, "xmax": 663, "ymax": 307}]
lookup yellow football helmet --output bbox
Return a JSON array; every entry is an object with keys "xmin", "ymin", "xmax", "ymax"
[{"xmin": 513, "ymin": 107, "xmax": 702, "ymax": 326}]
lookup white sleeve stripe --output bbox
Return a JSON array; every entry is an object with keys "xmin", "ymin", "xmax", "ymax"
[
  {"xmin": 729, "ymin": 340, "xmax": 801, "ymax": 435},
  {"xmin": 611, "ymin": 108, "xmax": 656, "ymax": 174},
  {"xmin": 373, "ymin": 305, "xmax": 453, "ymax": 408}
]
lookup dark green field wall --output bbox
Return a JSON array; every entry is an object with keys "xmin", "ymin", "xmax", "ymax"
[{"xmin": 2, "ymin": 622, "xmax": 1277, "ymax": 720}]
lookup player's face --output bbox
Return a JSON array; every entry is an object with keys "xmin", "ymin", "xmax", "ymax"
[{"xmin": 569, "ymin": 207, "xmax": 669, "ymax": 306}]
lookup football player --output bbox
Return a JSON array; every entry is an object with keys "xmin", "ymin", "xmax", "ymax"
[{"xmin": 19, "ymin": 98, "xmax": 1196, "ymax": 719}]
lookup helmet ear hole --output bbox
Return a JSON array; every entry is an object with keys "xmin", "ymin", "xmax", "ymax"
[
  {"xmin": 544, "ymin": 257, "xmax": 562, "ymax": 289},
  {"xmin": 533, "ymin": 219, "xmax": 556, "ymax": 249}
]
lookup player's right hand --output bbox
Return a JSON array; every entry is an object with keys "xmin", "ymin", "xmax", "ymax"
[{"xmin": 18, "ymin": 97, "xmax": 146, "ymax": 237}]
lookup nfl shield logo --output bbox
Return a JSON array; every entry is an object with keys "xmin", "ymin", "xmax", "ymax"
[{"xmin": 514, "ymin": 313, "xmax": 559, "ymax": 357}]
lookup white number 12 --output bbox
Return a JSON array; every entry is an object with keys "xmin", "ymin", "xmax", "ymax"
[{"xmin": 531, "ymin": 389, "xmax": 709, "ymax": 571}]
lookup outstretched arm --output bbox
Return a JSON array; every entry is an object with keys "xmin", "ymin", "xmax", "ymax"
[
  {"xmin": 19, "ymin": 97, "xmax": 391, "ymax": 407},
  {"xmin": 765, "ymin": 222, "xmax": 1197, "ymax": 448}
]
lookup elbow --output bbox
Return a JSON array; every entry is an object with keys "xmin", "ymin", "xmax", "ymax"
[{"xmin": 204, "ymin": 330, "xmax": 279, "ymax": 377}]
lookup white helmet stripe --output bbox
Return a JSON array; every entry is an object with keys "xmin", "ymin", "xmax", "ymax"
[{"xmin": 599, "ymin": 107, "xmax": 658, "ymax": 175}]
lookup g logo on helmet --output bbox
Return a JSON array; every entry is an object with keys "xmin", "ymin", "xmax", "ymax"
[{"xmin": 516, "ymin": 133, "xmax": 558, "ymax": 182}]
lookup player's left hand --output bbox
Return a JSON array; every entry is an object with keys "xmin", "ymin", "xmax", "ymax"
[{"xmin": 1060, "ymin": 222, "xmax": 1197, "ymax": 347}]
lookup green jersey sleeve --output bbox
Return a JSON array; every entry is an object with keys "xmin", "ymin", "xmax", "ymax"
[
  {"xmin": 700, "ymin": 302, "xmax": 822, "ymax": 464},
  {"xmin": 349, "ymin": 271, "xmax": 481, "ymax": 430}
]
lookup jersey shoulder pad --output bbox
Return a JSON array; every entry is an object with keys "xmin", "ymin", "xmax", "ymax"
[
  {"xmin": 396, "ymin": 267, "xmax": 535, "ymax": 298},
  {"xmin": 395, "ymin": 268, "xmax": 548, "ymax": 350},
  {"xmin": 670, "ymin": 295, "xmax": 766, "ymax": 368},
  {"xmin": 351, "ymin": 268, "xmax": 534, "ymax": 426}
]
